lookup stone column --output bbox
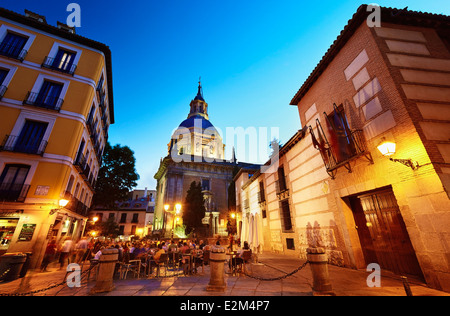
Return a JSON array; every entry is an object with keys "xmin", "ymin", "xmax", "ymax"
[
  {"xmin": 90, "ymin": 248, "xmax": 119, "ymax": 294},
  {"xmin": 206, "ymin": 246, "xmax": 226, "ymax": 292},
  {"xmin": 306, "ymin": 247, "xmax": 334, "ymax": 295}
]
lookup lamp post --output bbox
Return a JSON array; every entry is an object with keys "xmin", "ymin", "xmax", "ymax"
[
  {"xmin": 377, "ymin": 138, "xmax": 420, "ymax": 170},
  {"xmin": 164, "ymin": 203, "xmax": 182, "ymax": 239},
  {"xmin": 49, "ymin": 199, "xmax": 69, "ymax": 216}
]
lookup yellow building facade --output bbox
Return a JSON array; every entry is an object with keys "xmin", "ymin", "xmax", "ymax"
[{"xmin": 0, "ymin": 8, "xmax": 113, "ymax": 269}]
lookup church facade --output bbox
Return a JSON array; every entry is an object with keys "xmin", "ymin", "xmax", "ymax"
[{"xmin": 153, "ymin": 83, "xmax": 259, "ymax": 238}]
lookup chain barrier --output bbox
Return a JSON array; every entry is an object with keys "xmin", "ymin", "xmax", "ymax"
[
  {"xmin": 0, "ymin": 263, "xmax": 98, "ymax": 297},
  {"xmin": 242, "ymin": 260, "xmax": 309, "ymax": 281},
  {"xmin": 0, "ymin": 268, "xmax": 11, "ymax": 281}
]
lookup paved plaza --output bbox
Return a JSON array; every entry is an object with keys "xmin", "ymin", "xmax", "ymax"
[{"xmin": 0, "ymin": 252, "xmax": 448, "ymax": 297}]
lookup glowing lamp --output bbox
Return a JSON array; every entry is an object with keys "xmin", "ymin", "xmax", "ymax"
[
  {"xmin": 175, "ymin": 203, "xmax": 181, "ymax": 214},
  {"xmin": 59, "ymin": 199, "xmax": 69, "ymax": 207},
  {"xmin": 164, "ymin": 204, "xmax": 170, "ymax": 211},
  {"xmin": 377, "ymin": 138, "xmax": 419, "ymax": 170},
  {"xmin": 377, "ymin": 140, "xmax": 396, "ymax": 157}
]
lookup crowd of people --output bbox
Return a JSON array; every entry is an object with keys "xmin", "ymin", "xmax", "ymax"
[{"xmin": 39, "ymin": 236, "xmax": 252, "ymax": 277}]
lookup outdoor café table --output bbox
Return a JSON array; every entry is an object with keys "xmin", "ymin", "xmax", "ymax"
[{"xmin": 226, "ymin": 251, "xmax": 238, "ymax": 275}]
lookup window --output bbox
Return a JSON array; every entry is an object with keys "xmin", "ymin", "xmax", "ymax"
[
  {"xmin": 12, "ymin": 120, "xmax": 48, "ymax": 155},
  {"xmin": 35, "ymin": 80, "xmax": 64, "ymax": 109},
  {"xmin": 65, "ymin": 175, "xmax": 75, "ymax": 195},
  {"xmin": 0, "ymin": 32, "xmax": 28, "ymax": 60},
  {"xmin": 280, "ymin": 200, "xmax": 293, "ymax": 232},
  {"xmin": 24, "ymin": 80, "xmax": 64, "ymax": 111},
  {"xmin": 120, "ymin": 213, "xmax": 127, "ymax": 223},
  {"xmin": 108, "ymin": 213, "xmax": 115, "ymax": 220},
  {"xmin": 258, "ymin": 181, "xmax": 266, "ymax": 203},
  {"xmin": 54, "ymin": 49, "xmax": 76, "ymax": 73},
  {"xmin": 325, "ymin": 105, "xmax": 356, "ymax": 163},
  {"xmin": 286, "ymin": 238, "xmax": 295, "ymax": 250},
  {"xmin": 202, "ymin": 179, "xmax": 210, "ymax": 191},
  {"xmin": 277, "ymin": 166, "xmax": 287, "ymax": 192},
  {"xmin": 0, "ymin": 164, "xmax": 30, "ymax": 202},
  {"xmin": 0, "ymin": 68, "xmax": 8, "ymax": 85},
  {"xmin": 0, "ymin": 68, "xmax": 8, "ymax": 99},
  {"xmin": 75, "ymin": 139, "xmax": 85, "ymax": 165},
  {"xmin": 132, "ymin": 213, "xmax": 139, "ymax": 223},
  {"xmin": 43, "ymin": 48, "xmax": 77, "ymax": 75}
]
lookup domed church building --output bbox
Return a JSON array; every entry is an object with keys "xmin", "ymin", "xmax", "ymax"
[{"xmin": 153, "ymin": 81, "xmax": 260, "ymax": 238}]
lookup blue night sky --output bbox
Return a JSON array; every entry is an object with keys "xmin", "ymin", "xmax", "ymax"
[{"xmin": 2, "ymin": 0, "xmax": 449, "ymax": 189}]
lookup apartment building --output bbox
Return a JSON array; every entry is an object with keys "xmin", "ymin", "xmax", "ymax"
[{"xmin": 0, "ymin": 8, "xmax": 113, "ymax": 269}]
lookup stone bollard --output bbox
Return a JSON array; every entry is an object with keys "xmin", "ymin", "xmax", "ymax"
[
  {"xmin": 206, "ymin": 245, "xmax": 226, "ymax": 292},
  {"xmin": 306, "ymin": 247, "xmax": 334, "ymax": 295},
  {"xmin": 90, "ymin": 248, "xmax": 119, "ymax": 294}
]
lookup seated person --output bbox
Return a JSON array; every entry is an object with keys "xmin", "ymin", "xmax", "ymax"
[
  {"xmin": 149, "ymin": 244, "xmax": 165, "ymax": 275},
  {"xmin": 230, "ymin": 241, "xmax": 251, "ymax": 269}
]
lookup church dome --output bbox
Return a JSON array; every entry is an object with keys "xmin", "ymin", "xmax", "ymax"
[{"xmin": 179, "ymin": 114, "xmax": 217, "ymax": 132}]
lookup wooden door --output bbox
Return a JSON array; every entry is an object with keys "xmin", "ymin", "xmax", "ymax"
[{"xmin": 352, "ymin": 188, "xmax": 423, "ymax": 279}]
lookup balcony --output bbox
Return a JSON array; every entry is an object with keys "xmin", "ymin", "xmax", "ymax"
[
  {"xmin": 0, "ymin": 183, "xmax": 30, "ymax": 202},
  {"xmin": 0, "ymin": 85, "xmax": 7, "ymax": 100},
  {"xmin": 1, "ymin": 135, "xmax": 48, "ymax": 156},
  {"xmin": 275, "ymin": 179, "xmax": 289, "ymax": 200},
  {"xmin": 64, "ymin": 193, "xmax": 90, "ymax": 216},
  {"xmin": 0, "ymin": 42, "xmax": 27, "ymax": 61},
  {"xmin": 74, "ymin": 153, "xmax": 90, "ymax": 179},
  {"xmin": 23, "ymin": 92, "xmax": 63, "ymax": 111},
  {"xmin": 257, "ymin": 190, "xmax": 266, "ymax": 204},
  {"xmin": 42, "ymin": 56, "xmax": 77, "ymax": 76},
  {"xmin": 243, "ymin": 198, "xmax": 249, "ymax": 209},
  {"xmin": 319, "ymin": 129, "xmax": 373, "ymax": 179}
]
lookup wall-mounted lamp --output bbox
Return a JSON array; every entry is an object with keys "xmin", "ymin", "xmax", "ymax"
[
  {"xmin": 49, "ymin": 199, "xmax": 69, "ymax": 215},
  {"xmin": 377, "ymin": 139, "xmax": 419, "ymax": 170}
]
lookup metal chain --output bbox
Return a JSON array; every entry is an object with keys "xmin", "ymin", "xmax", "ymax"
[
  {"xmin": 0, "ymin": 263, "xmax": 97, "ymax": 297},
  {"xmin": 242, "ymin": 260, "xmax": 309, "ymax": 281},
  {"xmin": 0, "ymin": 268, "xmax": 11, "ymax": 280}
]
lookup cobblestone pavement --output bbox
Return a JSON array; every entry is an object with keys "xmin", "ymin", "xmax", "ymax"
[{"xmin": 0, "ymin": 252, "xmax": 448, "ymax": 296}]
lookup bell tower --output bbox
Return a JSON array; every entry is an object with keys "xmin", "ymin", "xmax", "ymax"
[{"xmin": 188, "ymin": 78, "xmax": 209, "ymax": 120}]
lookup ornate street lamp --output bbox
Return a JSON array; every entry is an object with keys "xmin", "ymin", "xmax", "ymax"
[{"xmin": 377, "ymin": 138, "xmax": 420, "ymax": 170}]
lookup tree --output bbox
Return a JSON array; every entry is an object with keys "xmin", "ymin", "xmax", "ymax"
[
  {"xmin": 182, "ymin": 181, "xmax": 206, "ymax": 236},
  {"xmin": 86, "ymin": 217, "xmax": 121, "ymax": 238},
  {"xmin": 93, "ymin": 142, "xmax": 140, "ymax": 209}
]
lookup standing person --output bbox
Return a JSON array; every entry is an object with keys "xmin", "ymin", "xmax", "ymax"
[
  {"xmin": 59, "ymin": 237, "xmax": 73, "ymax": 270},
  {"xmin": 40, "ymin": 238, "xmax": 57, "ymax": 272},
  {"xmin": 75, "ymin": 237, "xmax": 89, "ymax": 263}
]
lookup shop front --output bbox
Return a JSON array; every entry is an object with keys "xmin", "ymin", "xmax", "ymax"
[{"xmin": 0, "ymin": 217, "xmax": 20, "ymax": 256}]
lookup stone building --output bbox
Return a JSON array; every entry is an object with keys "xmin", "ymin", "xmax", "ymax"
[
  {"xmin": 235, "ymin": 5, "xmax": 450, "ymax": 291},
  {"xmin": 90, "ymin": 188, "xmax": 155, "ymax": 240},
  {"xmin": 153, "ymin": 82, "xmax": 259, "ymax": 238}
]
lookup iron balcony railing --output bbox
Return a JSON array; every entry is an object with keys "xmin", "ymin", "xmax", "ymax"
[
  {"xmin": 64, "ymin": 193, "xmax": 90, "ymax": 216},
  {"xmin": 23, "ymin": 92, "xmax": 64, "ymax": 111},
  {"xmin": 0, "ymin": 85, "xmax": 7, "ymax": 100},
  {"xmin": 257, "ymin": 191, "xmax": 266, "ymax": 203},
  {"xmin": 323, "ymin": 129, "xmax": 371, "ymax": 173},
  {"xmin": 74, "ymin": 152, "xmax": 90, "ymax": 179},
  {"xmin": 275, "ymin": 178, "xmax": 289, "ymax": 200},
  {"xmin": 275, "ymin": 179, "xmax": 288, "ymax": 195},
  {"xmin": 0, "ymin": 183, "xmax": 30, "ymax": 202},
  {"xmin": 42, "ymin": 56, "xmax": 77, "ymax": 75},
  {"xmin": 243, "ymin": 198, "xmax": 249, "ymax": 209},
  {"xmin": 0, "ymin": 42, "xmax": 27, "ymax": 61},
  {"xmin": 1, "ymin": 134, "xmax": 48, "ymax": 156}
]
